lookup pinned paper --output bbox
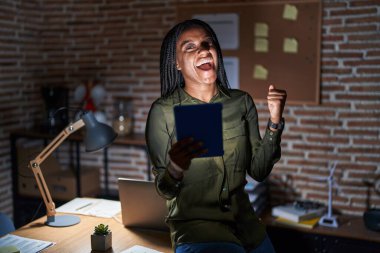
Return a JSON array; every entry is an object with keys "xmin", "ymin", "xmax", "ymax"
[
  {"xmin": 283, "ymin": 38, "xmax": 298, "ymax": 53},
  {"xmin": 253, "ymin": 65, "xmax": 268, "ymax": 80},
  {"xmin": 254, "ymin": 38, "xmax": 268, "ymax": 53},
  {"xmin": 254, "ymin": 22, "xmax": 268, "ymax": 37},
  {"xmin": 283, "ymin": 4, "xmax": 298, "ymax": 21}
]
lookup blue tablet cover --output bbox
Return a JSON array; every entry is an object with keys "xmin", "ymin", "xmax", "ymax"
[{"xmin": 174, "ymin": 103, "xmax": 224, "ymax": 157}]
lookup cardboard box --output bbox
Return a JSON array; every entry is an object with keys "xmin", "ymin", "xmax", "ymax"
[
  {"xmin": 17, "ymin": 146, "xmax": 100, "ymax": 200},
  {"xmin": 18, "ymin": 146, "xmax": 61, "ymax": 197},
  {"xmin": 47, "ymin": 167, "xmax": 100, "ymax": 200},
  {"xmin": 19, "ymin": 166, "xmax": 100, "ymax": 201}
]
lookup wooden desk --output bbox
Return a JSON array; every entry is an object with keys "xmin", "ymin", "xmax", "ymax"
[
  {"xmin": 262, "ymin": 212, "xmax": 380, "ymax": 253},
  {"xmin": 12, "ymin": 214, "xmax": 172, "ymax": 253}
]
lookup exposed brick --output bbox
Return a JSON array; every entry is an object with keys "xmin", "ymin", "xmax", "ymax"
[
  {"xmin": 293, "ymin": 144, "xmax": 335, "ymax": 152},
  {"xmin": 320, "ymin": 84, "xmax": 347, "ymax": 91},
  {"xmin": 340, "ymin": 76, "xmax": 380, "ymax": 83},
  {"xmin": 355, "ymin": 156, "xmax": 380, "ymax": 163},
  {"xmin": 307, "ymin": 136, "xmax": 350, "ymax": 145},
  {"xmin": 287, "ymin": 159, "xmax": 326, "ymax": 168},
  {"xmin": 347, "ymin": 120, "xmax": 380, "ymax": 128},
  {"xmin": 321, "ymin": 35, "xmax": 345, "ymax": 42},
  {"xmin": 322, "ymin": 52, "xmax": 363, "ymax": 58},
  {"xmin": 338, "ymin": 147, "xmax": 380, "ymax": 155},
  {"xmin": 308, "ymin": 153, "xmax": 352, "ymax": 161},
  {"xmin": 367, "ymin": 50, "xmax": 380, "ymax": 57},
  {"xmin": 321, "ymin": 59, "xmax": 339, "ymax": 66},
  {"xmin": 340, "ymin": 43, "xmax": 380, "ymax": 51},
  {"xmin": 321, "ymin": 44, "xmax": 335, "ymax": 50},
  {"xmin": 300, "ymin": 118, "xmax": 342, "ymax": 127},
  {"xmin": 355, "ymin": 103, "xmax": 380, "ymax": 110},
  {"xmin": 320, "ymin": 101, "xmax": 351, "ymax": 108},
  {"xmin": 322, "ymin": 1, "xmax": 346, "ymax": 8},
  {"xmin": 322, "ymin": 18, "xmax": 343, "ymax": 26},
  {"xmin": 288, "ymin": 126, "xmax": 331, "ymax": 135},
  {"xmin": 339, "ymin": 111, "xmax": 380, "ymax": 118},
  {"xmin": 346, "ymin": 15, "xmax": 380, "ymax": 25},
  {"xmin": 293, "ymin": 109, "xmax": 336, "ymax": 117},
  {"xmin": 331, "ymin": 25, "xmax": 377, "ymax": 34},
  {"xmin": 353, "ymin": 138, "xmax": 380, "ymax": 146},
  {"xmin": 335, "ymin": 94, "xmax": 380, "ymax": 101},
  {"xmin": 349, "ymin": 84, "xmax": 380, "ymax": 91},
  {"xmin": 321, "ymin": 76, "xmax": 338, "ymax": 82},
  {"xmin": 330, "ymin": 8, "xmax": 378, "ymax": 17},
  {"xmin": 348, "ymin": 33, "xmax": 380, "ymax": 41},
  {"xmin": 349, "ymin": 0, "xmax": 380, "ymax": 7}
]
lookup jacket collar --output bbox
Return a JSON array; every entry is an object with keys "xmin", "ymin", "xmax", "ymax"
[{"xmin": 174, "ymin": 85, "xmax": 231, "ymax": 105}]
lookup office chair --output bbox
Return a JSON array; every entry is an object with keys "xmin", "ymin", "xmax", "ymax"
[{"xmin": 0, "ymin": 212, "xmax": 15, "ymax": 236}]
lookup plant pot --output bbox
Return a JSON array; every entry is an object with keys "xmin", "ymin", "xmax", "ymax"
[{"xmin": 91, "ymin": 232, "xmax": 112, "ymax": 251}]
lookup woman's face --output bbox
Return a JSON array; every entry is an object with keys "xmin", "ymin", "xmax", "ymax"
[{"xmin": 175, "ymin": 27, "xmax": 218, "ymax": 87}]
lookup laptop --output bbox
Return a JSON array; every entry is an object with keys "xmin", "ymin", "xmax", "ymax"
[{"xmin": 118, "ymin": 178, "xmax": 169, "ymax": 231}]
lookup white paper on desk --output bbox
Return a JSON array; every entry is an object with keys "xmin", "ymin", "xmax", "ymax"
[
  {"xmin": 56, "ymin": 198, "xmax": 121, "ymax": 218},
  {"xmin": 121, "ymin": 245, "xmax": 163, "ymax": 253},
  {"xmin": 0, "ymin": 234, "xmax": 54, "ymax": 253}
]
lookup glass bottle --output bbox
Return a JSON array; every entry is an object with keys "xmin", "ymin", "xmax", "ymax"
[{"xmin": 113, "ymin": 98, "xmax": 133, "ymax": 136}]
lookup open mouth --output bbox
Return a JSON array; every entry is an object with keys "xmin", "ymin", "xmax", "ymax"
[{"xmin": 196, "ymin": 58, "xmax": 213, "ymax": 71}]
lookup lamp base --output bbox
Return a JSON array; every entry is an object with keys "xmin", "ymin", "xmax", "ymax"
[
  {"xmin": 46, "ymin": 215, "xmax": 80, "ymax": 227},
  {"xmin": 318, "ymin": 214, "xmax": 339, "ymax": 228}
]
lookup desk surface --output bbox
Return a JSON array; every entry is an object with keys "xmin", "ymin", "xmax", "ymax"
[
  {"xmin": 12, "ymin": 214, "xmax": 172, "ymax": 253},
  {"xmin": 262, "ymin": 211, "xmax": 380, "ymax": 244}
]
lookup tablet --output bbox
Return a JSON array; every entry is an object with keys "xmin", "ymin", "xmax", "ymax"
[{"xmin": 174, "ymin": 103, "xmax": 224, "ymax": 157}]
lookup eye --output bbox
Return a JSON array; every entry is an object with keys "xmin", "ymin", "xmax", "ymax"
[{"xmin": 185, "ymin": 43, "xmax": 196, "ymax": 51}]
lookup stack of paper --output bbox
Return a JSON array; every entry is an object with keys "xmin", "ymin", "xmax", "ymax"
[
  {"xmin": 271, "ymin": 203, "xmax": 325, "ymax": 229},
  {"xmin": 0, "ymin": 234, "xmax": 54, "ymax": 253},
  {"xmin": 273, "ymin": 216, "xmax": 320, "ymax": 229},
  {"xmin": 56, "ymin": 198, "xmax": 121, "ymax": 218},
  {"xmin": 272, "ymin": 204, "xmax": 325, "ymax": 222}
]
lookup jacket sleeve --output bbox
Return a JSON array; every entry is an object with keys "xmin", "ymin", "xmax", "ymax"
[
  {"xmin": 145, "ymin": 101, "xmax": 181, "ymax": 200},
  {"xmin": 245, "ymin": 94, "xmax": 283, "ymax": 182}
]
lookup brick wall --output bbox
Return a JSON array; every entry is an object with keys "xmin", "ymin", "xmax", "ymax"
[
  {"xmin": 0, "ymin": 0, "xmax": 42, "ymax": 217},
  {"xmin": 0, "ymin": 0, "xmax": 379, "ymax": 220}
]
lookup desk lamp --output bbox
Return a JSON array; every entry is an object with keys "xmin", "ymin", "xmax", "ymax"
[{"xmin": 29, "ymin": 111, "xmax": 117, "ymax": 227}]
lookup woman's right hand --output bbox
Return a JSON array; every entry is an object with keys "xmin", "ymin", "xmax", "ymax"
[{"xmin": 168, "ymin": 137, "xmax": 207, "ymax": 180}]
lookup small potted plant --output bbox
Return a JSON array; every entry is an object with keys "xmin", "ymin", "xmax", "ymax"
[{"xmin": 91, "ymin": 223, "xmax": 112, "ymax": 251}]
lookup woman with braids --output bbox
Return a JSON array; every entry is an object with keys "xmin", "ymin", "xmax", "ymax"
[{"xmin": 145, "ymin": 19, "xmax": 286, "ymax": 253}]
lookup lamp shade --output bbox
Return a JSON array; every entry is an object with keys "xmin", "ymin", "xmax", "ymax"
[{"xmin": 81, "ymin": 112, "xmax": 118, "ymax": 152}]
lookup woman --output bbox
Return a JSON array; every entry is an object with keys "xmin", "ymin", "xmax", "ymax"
[{"xmin": 146, "ymin": 19, "xmax": 286, "ymax": 253}]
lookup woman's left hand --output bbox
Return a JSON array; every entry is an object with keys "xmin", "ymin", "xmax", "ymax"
[{"xmin": 267, "ymin": 84, "xmax": 287, "ymax": 124}]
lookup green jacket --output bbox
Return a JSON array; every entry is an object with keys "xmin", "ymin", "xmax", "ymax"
[{"xmin": 145, "ymin": 87, "xmax": 283, "ymax": 250}]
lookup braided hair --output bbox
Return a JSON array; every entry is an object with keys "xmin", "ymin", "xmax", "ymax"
[{"xmin": 159, "ymin": 19, "xmax": 230, "ymax": 98}]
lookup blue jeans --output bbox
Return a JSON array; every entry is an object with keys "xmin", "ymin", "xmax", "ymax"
[{"xmin": 175, "ymin": 235, "xmax": 276, "ymax": 253}]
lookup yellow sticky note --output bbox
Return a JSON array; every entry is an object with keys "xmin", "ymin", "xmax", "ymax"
[
  {"xmin": 254, "ymin": 38, "xmax": 268, "ymax": 53},
  {"xmin": 253, "ymin": 65, "xmax": 268, "ymax": 80},
  {"xmin": 254, "ymin": 23, "xmax": 268, "ymax": 37},
  {"xmin": 283, "ymin": 4, "xmax": 298, "ymax": 21},
  {"xmin": 283, "ymin": 38, "xmax": 298, "ymax": 53}
]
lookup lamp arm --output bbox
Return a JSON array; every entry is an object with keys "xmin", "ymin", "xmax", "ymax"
[{"xmin": 28, "ymin": 119, "xmax": 85, "ymax": 217}]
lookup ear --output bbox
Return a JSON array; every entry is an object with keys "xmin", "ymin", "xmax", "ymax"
[{"xmin": 176, "ymin": 61, "xmax": 181, "ymax": 70}]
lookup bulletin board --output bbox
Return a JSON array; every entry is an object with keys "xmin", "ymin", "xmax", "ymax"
[{"xmin": 177, "ymin": 0, "xmax": 322, "ymax": 105}]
